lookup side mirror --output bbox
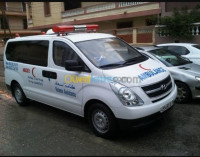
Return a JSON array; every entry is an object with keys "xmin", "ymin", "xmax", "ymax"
[{"xmin": 65, "ymin": 60, "xmax": 84, "ymax": 71}]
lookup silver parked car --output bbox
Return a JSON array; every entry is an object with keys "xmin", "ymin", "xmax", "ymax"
[
  {"xmin": 135, "ymin": 46, "xmax": 200, "ymax": 103},
  {"xmin": 157, "ymin": 43, "xmax": 200, "ymax": 65}
]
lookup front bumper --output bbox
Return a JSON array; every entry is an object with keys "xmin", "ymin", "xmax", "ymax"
[
  {"xmin": 191, "ymin": 85, "xmax": 200, "ymax": 98},
  {"xmin": 117, "ymin": 104, "xmax": 173, "ymax": 129}
]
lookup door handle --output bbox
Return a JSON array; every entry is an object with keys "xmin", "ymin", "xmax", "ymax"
[{"xmin": 42, "ymin": 70, "xmax": 57, "ymax": 79}]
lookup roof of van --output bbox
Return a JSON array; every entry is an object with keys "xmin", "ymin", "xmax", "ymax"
[{"xmin": 8, "ymin": 33, "xmax": 115, "ymax": 43}]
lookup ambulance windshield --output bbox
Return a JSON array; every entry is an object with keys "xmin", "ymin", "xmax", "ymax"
[{"xmin": 76, "ymin": 38, "xmax": 147, "ymax": 69}]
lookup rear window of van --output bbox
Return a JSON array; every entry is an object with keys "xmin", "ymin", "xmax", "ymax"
[{"xmin": 6, "ymin": 40, "xmax": 49, "ymax": 67}]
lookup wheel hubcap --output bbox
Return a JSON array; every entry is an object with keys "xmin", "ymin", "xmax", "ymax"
[
  {"xmin": 176, "ymin": 86, "xmax": 187, "ymax": 102},
  {"xmin": 92, "ymin": 110, "xmax": 109, "ymax": 134},
  {"xmin": 14, "ymin": 88, "xmax": 23, "ymax": 103}
]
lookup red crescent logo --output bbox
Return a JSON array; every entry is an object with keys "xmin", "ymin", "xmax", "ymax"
[
  {"xmin": 139, "ymin": 64, "xmax": 151, "ymax": 71},
  {"xmin": 32, "ymin": 67, "xmax": 36, "ymax": 77}
]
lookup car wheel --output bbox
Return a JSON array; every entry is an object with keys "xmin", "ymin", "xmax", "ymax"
[
  {"xmin": 87, "ymin": 103, "xmax": 118, "ymax": 139},
  {"xmin": 13, "ymin": 83, "xmax": 29, "ymax": 106},
  {"xmin": 175, "ymin": 82, "xmax": 191, "ymax": 103}
]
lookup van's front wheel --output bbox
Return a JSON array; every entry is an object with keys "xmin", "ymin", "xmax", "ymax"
[
  {"xmin": 87, "ymin": 103, "xmax": 117, "ymax": 139},
  {"xmin": 13, "ymin": 83, "xmax": 29, "ymax": 106}
]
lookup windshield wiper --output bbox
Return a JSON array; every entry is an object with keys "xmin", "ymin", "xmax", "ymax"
[
  {"xmin": 99, "ymin": 63, "xmax": 124, "ymax": 68},
  {"xmin": 123, "ymin": 56, "xmax": 145, "ymax": 65},
  {"xmin": 186, "ymin": 60, "xmax": 193, "ymax": 64},
  {"xmin": 99, "ymin": 56, "xmax": 146, "ymax": 68},
  {"xmin": 123, "ymin": 58, "xmax": 137, "ymax": 65}
]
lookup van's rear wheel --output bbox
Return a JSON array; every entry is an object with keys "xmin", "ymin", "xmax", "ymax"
[
  {"xmin": 13, "ymin": 83, "xmax": 29, "ymax": 106},
  {"xmin": 87, "ymin": 103, "xmax": 117, "ymax": 139}
]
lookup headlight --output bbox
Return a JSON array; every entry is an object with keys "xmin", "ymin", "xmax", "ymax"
[
  {"xmin": 110, "ymin": 82, "xmax": 144, "ymax": 107},
  {"xmin": 196, "ymin": 76, "xmax": 200, "ymax": 82}
]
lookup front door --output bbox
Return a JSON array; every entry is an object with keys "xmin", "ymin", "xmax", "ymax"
[{"xmin": 48, "ymin": 39, "xmax": 89, "ymax": 115}]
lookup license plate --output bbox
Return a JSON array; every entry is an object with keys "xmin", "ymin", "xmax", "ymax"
[{"xmin": 160, "ymin": 101, "xmax": 174, "ymax": 113}]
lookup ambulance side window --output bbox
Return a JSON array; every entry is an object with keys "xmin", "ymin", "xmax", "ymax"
[
  {"xmin": 6, "ymin": 40, "xmax": 49, "ymax": 66},
  {"xmin": 53, "ymin": 41, "xmax": 81, "ymax": 67}
]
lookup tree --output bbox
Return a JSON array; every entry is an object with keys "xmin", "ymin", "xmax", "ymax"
[{"xmin": 158, "ymin": 5, "xmax": 200, "ymax": 41}]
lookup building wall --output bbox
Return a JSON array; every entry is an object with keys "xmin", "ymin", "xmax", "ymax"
[
  {"xmin": 2, "ymin": 2, "xmax": 26, "ymax": 31},
  {"xmin": 31, "ymin": 2, "xmax": 62, "ymax": 27},
  {"xmin": 161, "ymin": 2, "xmax": 200, "ymax": 17},
  {"xmin": 137, "ymin": 33, "xmax": 152, "ymax": 43},
  {"xmin": 96, "ymin": 15, "xmax": 154, "ymax": 32},
  {"xmin": 155, "ymin": 33, "xmax": 200, "ymax": 45},
  {"xmin": 0, "ymin": 2, "xmax": 25, "ymax": 33},
  {"xmin": 61, "ymin": 3, "xmax": 159, "ymax": 24},
  {"xmin": 81, "ymin": 2, "xmax": 104, "ymax": 7},
  {"xmin": 25, "ymin": 2, "xmax": 160, "ymax": 45},
  {"xmin": 134, "ymin": 16, "xmax": 148, "ymax": 27},
  {"xmin": 59, "ymin": 2, "xmax": 105, "ymax": 12},
  {"xmin": 6, "ymin": 2, "xmax": 23, "ymax": 11},
  {"xmin": 0, "ymin": 2, "xmax": 41, "ymax": 44},
  {"xmin": 8, "ymin": 16, "xmax": 24, "ymax": 30},
  {"xmin": 27, "ymin": 2, "xmax": 160, "ymax": 29},
  {"xmin": 26, "ymin": 3, "xmax": 31, "ymax": 18},
  {"xmin": 165, "ymin": 2, "xmax": 200, "ymax": 12},
  {"xmin": 96, "ymin": 21, "xmax": 116, "ymax": 31}
]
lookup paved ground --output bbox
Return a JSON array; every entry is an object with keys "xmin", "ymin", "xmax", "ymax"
[
  {"xmin": 0, "ymin": 79, "xmax": 200, "ymax": 155},
  {"xmin": 0, "ymin": 46, "xmax": 4, "ymax": 77},
  {"xmin": 0, "ymin": 61, "xmax": 4, "ymax": 77},
  {"xmin": 0, "ymin": 46, "xmax": 4, "ymax": 59}
]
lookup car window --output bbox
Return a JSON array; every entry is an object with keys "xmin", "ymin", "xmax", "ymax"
[
  {"xmin": 149, "ymin": 49, "xmax": 192, "ymax": 67},
  {"xmin": 75, "ymin": 37, "xmax": 147, "ymax": 68},
  {"xmin": 159, "ymin": 46, "xmax": 168, "ymax": 50},
  {"xmin": 192, "ymin": 44, "xmax": 200, "ymax": 51},
  {"xmin": 53, "ymin": 41, "xmax": 82, "ymax": 67},
  {"xmin": 167, "ymin": 46, "xmax": 190, "ymax": 55},
  {"xmin": 6, "ymin": 40, "xmax": 49, "ymax": 66}
]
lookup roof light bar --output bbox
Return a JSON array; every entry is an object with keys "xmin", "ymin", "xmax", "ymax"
[{"xmin": 52, "ymin": 24, "xmax": 99, "ymax": 33}]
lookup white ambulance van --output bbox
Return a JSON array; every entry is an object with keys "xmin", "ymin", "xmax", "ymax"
[{"xmin": 4, "ymin": 25, "xmax": 177, "ymax": 138}]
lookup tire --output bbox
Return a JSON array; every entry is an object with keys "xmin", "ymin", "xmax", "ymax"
[
  {"xmin": 175, "ymin": 82, "xmax": 191, "ymax": 103},
  {"xmin": 87, "ymin": 103, "xmax": 118, "ymax": 139},
  {"xmin": 12, "ymin": 83, "xmax": 29, "ymax": 106}
]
